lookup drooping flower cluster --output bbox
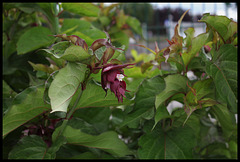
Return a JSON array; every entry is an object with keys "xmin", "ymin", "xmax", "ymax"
[{"xmin": 101, "ymin": 63, "xmax": 135, "ymax": 102}]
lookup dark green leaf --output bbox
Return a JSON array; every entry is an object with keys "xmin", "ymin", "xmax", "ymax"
[
  {"xmin": 206, "ymin": 44, "xmax": 237, "ymax": 113},
  {"xmin": 3, "ymin": 85, "xmax": 50, "ymax": 137},
  {"xmin": 155, "ymin": 74, "xmax": 188, "ymax": 110},
  {"xmin": 8, "ymin": 135, "xmax": 67, "ymax": 159},
  {"xmin": 17, "ymin": 27, "xmax": 55, "ymax": 55},
  {"xmin": 8, "ymin": 135, "xmax": 47, "ymax": 159},
  {"xmin": 52, "ymin": 125, "xmax": 131, "ymax": 157},
  {"xmin": 120, "ymin": 75, "xmax": 165, "ymax": 127},
  {"xmin": 138, "ymin": 123, "xmax": 197, "ymax": 159},
  {"xmin": 210, "ymin": 104, "xmax": 237, "ymax": 139}
]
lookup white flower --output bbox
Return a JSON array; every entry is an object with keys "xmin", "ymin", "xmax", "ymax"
[{"xmin": 116, "ymin": 74, "xmax": 124, "ymax": 81}]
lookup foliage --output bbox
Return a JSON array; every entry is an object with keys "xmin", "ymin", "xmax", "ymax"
[{"xmin": 2, "ymin": 3, "xmax": 237, "ymax": 160}]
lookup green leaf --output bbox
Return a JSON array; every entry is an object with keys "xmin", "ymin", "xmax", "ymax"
[
  {"xmin": 73, "ymin": 108, "xmax": 111, "ymax": 134},
  {"xmin": 8, "ymin": 135, "xmax": 67, "ymax": 159},
  {"xmin": 61, "ymin": 45, "xmax": 91, "ymax": 62},
  {"xmin": 210, "ymin": 104, "xmax": 236, "ymax": 139},
  {"xmin": 17, "ymin": 27, "xmax": 55, "ymax": 55},
  {"xmin": 37, "ymin": 3, "xmax": 59, "ymax": 34},
  {"xmin": 41, "ymin": 41, "xmax": 90, "ymax": 64},
  {"xmin": 2, "ymin": 80, "xmax": 17, "ymax": 115},
  {"xmin": 110, "ymin": 30, "xmax": 129, "ymax": 50},
  {"xmin": 138, "ymin": 123, "xmax": 197, "ymax": 159},
  {"xmin": 45, "ymin": 136, "xmax": 67, "ymax": 159},
  {"xmin": 182, "ymin": 31, "xmax": 212, "ymax": 67},
  {"xmin": 153, "ymin": 104, "xmax": 171, "ymax": 130},
  {"xmin": 74, "ymin": 80, "xmax": 132, "ymax": 109},
  {"xmin": 186, "ymin": 78, "xmax": 214, "ymax": 105},
  {"xmin": 48, "ymin": 62, "xmax": 88, "ymax": 113},
  {"xmin": 52, "ymin": 125, "xmax": 131, "ymax": 157},
  {"xmin": 8, "ymin": 135, "xmax": 47, "ymax": 159},
  {"xmin": 99, "ymin": 16, "xmax": 111, "ymax": 26},
  {"xmin": 72, "ymin": 29, "xmax": 106, "ymax": 46},
  {"xmin": 62, "ymin": 3, "xmax": 100, "ymax": 17},
  {"xmin": 155, "ymin": 74, "xmax": 188, "ymax": 110},
  {"xmin": 183, "ymin": 27, "xmax": 195, "ymax": 48},
  {"xmin": 228, "ymin": 140, "xmax": 237, "ymax": 159},
  {"xmin": 126, "ymin": 16, "xmax": 142, "ymax": 35},
  {"xmin": 199, "ymin": 14, "xmax": 237, "ymax": 43},
  {"xmin": 206, "ymin": 44, "xmax": 237, "ymax": 113},
  {"xmin": 3, "ymin": 85, "xmax": 50, "ymax": 137},
  {"xmin": 120, "ymin": 75, "xmax": 165, "ymax": 127},
  {"xmin": 61, "ymin": 19, "xmax": 91, "ymax": 34}
]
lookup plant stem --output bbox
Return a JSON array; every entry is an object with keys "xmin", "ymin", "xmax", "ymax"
[
  {"xmin": 53, "ymin": 3, "xmax": 59, "ymax": 34},
  {"xmin": 66, "ymin": 85, "xmax": 84, "ymax": 120}
]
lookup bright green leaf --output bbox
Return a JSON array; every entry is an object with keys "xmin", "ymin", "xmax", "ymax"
[
  {"xmin": 61, "ymin": 45, "xmax": 91, "ymax": 62},
  {"xmin": 49, "ymin": 62, "xmax": 88, "ymax": 113},
  {"xmin": 62, "ymin": 3, "xmax": 100, "ymax": 17},
  {"xmin": 61, "ymin": 19, "xmax": 91, "ymax": 34}
]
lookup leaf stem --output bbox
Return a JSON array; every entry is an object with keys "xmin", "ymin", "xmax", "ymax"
[{"xmin": 66, "ymin": 84, "xmax": 84, "ymax": 120}]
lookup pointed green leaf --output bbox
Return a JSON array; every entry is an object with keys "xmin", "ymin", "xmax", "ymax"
[
  {"xmin": 182, "ymin": 31, "xmax": 212, "ymax": 67},
  {"xmin": 155, "ymin": 74, "xmax": 188, "ymax": 110},
  {"xmin": 206, "ymin": 44, "xmax": 237, "ymax": 113},
  {"xmin": 49, "ymin": 62, "xmax": 88, "ymax": 113},
  {"xmin": 3, "ymin": 85, "xmax": 50, "ymax": 137},
  {"xmin": 153, "ymin": 104, "xmax": 171, "ymax": 130},
  {"xmin": 183, "ymin": 27, "xmax": 195, "ymax": 48},
  {"xmin": 17, "ymin": 27, "xmax": 55, "ymax": 55}
]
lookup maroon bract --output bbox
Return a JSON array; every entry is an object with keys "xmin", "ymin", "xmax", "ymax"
[{"xmin": 101, "ymin": 63, "xmax": 135, "ymax": 102}]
